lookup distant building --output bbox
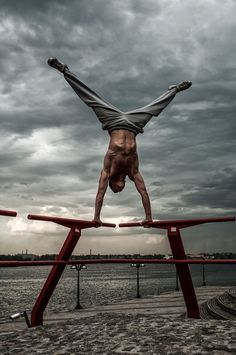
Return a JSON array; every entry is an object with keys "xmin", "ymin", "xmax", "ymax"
[
  {"xmin": 187, "ymin": 254, "xmax": 205, "ymax": 259},
  {"xmin": 15, "ymin": 250, "xmax": 38, "ymax": 260}
]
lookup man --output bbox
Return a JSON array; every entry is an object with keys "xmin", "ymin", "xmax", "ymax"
[{"xmin": 48, "ymin": 58, "xmax": 192, "ymax": 224}]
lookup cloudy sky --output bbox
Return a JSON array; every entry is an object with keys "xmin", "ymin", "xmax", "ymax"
[{"xmin": 0, "ymin": 0, "xmax": 235, "ymax": 256}]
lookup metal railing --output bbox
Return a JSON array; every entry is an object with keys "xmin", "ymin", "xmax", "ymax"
[{"xmin": 0, "ymin": 209, "xmax": 235, "ymax": 327}]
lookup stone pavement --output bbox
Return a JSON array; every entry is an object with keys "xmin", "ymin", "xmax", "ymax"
[
  {"xmin": 1, "ymin": 313, "xmax": 236, "ymax": 354},
  {"xmin": 1, "ymin": 286, "xmax": 231, "ymax": 332},
  {"xmin": 0, "ymin": 287, "xmax": 235, "ymax": 354}
]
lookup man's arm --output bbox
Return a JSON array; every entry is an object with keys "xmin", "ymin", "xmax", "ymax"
[
  {"xmin": 133, "ymin": 172, "xmax": 152, "ymax": 222},
  {"xmin": 93, "ymin": 169, "xmax": 109, "ymax": 224}
]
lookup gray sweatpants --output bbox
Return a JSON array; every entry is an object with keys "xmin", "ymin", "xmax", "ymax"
[{"xmin": 64, "ymin": 69, "xmax": 177, "ymax": 135}]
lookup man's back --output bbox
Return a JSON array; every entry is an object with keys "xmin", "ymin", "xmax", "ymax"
[{"xmin": 105, "ymin": 129, "xmax": 138, "ymax": 179}]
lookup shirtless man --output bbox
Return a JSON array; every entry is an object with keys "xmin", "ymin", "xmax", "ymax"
[{"xmin": 48, "ymin": 58, "xmax": 192, "ymax": 224}]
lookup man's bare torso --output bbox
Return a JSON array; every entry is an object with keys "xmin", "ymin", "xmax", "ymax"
[{"xmin": 103, "ymin": 130, "xmax": 138, "ymax": 180}]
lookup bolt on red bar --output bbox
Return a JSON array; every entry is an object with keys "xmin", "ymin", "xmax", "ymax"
[{"xmin": 0, "ymin": 209, "xmax": 17, "ymax": 217}]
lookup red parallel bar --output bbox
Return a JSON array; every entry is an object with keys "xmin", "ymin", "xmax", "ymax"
[
  {"xmin": 1, "ymin": 259, "xmax": 236, "ymax": 267},
  {"xmin": 0, "ymin": 209, "xmax": 17, "ymax": 217},
  {"xmin": 27, "ymin": 214, "xmax": 116, "ymax": 228},
  {"xmin": 27, "ymin": 214, "xmax": 115, "ymax": 327},
  {"xmin": 119, "ymin": 222, "xmax": 143, "ymax": 227},
  {"xmin": 119, "ymin": 216, "xmax": 235, "ymax": 228}
]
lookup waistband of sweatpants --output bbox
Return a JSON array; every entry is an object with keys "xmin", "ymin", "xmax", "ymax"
[{"xmin": 107, "ymin": 126, "xmax": 143, "ymax": 135}]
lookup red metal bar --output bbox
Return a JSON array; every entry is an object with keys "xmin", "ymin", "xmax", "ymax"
[
  {"xmin": 8, "ymin": 214, "xmax": 235, "ymax": 326},
  {"xmin": 119, "ymin": 216, "xmax": 235, "ymax": 228},
  {"xmin": 1, "ymin": 259, "xmax": 236, "ymax": 267},
  {"xmin": 31, "ymin": 227, "xmax": 81, "ymax": 327},
  {"xmin": 167, "ymin": 228, "xmax": 199, "ymax": 318},
  {"xmin": 119, "ymin": 222, "xmax": 143, "ymax": 227},
  {"xmin": 119, "ymin": 216, "xmax": 235, "ymax": 319},
  {"xmin": 0, "ymin": 209, "xmax": 17, "ymax": 217},
  {"xmin": 29, "ymin": 213, "xmax": 116, "ymax": 327},
  {"xmin": 27, "ymin": 214, "xmax": 116, "ymax": 228}
]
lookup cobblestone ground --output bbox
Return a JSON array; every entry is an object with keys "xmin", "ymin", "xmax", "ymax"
[{"xmin": 0, "ymin": 313, "xmax": 236, "ymax": 354}]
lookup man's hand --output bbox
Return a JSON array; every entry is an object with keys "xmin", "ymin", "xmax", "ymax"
[
  {"xmin": 92, "ymin": 218, "xmax": 102, "ymax": 228},
  {"xmin": 142, "ymin": 219, "xmax": 153, "ymax": 228}
]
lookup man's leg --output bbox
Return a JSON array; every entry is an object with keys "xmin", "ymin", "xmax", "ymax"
[
  {"xmin": 48, "ymin": 58, "xmax": 121, "ymax": 127},
  {"xmin": 125, "ymin": 82, "xmax": 192, "ymax": 131}
]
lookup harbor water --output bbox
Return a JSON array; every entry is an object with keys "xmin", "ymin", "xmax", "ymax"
[{"xmin": 1, "ymin": 263, "xmax": 236, "ymax": 322}]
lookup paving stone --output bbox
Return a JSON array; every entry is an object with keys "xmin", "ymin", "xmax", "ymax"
[{"xmin": 1, "ymin": 286, "xmax": 236, "ymax": 354}]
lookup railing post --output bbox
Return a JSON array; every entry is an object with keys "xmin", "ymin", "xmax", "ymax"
[
  {"xmin": 136, "ymin": 264, "xmax": 140, "ymax": 298},
  {"xmin": 175, "ymin": 270, "xmax": 179, "ymax": 291},
  {"xmin": 74, "ymin": 264, "xmax": 87, "ymax": 309},
  {"xmin": 202, "ymin": 263, "xmax": 206, "ymax": 286},
  {"xmin": 76, "ymin": 265, "xmax": 82, "ymax": 309}
]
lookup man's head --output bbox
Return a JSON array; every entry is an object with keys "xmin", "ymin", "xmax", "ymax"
[{"xmin": 109, "ymin": 174, "xmax": 126, "ymax": 193}]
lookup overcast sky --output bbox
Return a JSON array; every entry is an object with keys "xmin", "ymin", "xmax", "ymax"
[{"xmin": 0, "ymin": 0, "xmax": 235, "ymax": 255}]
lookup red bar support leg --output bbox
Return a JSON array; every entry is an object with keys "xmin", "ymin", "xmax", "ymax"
[
  {"xmin": 167, "ymin": 227, "xmax": 200, "ymax": 318},
  {"xmin": 31, "ymin": 227, "xmax": 81, "ymax": 327}
]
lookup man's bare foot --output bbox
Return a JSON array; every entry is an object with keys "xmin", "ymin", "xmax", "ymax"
[
  {"xmin": 47, "ymin": 58, "xmax": 69, "ymax": 73},
  {"xmin": 176, "ymin": 81, "xmax": 192, "ymax": 92}
]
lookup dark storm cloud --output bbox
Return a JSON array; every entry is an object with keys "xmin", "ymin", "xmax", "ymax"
[
  {"xmin": 0, "ymin": 0, "xmax": 235, "ymax": 254},
  {"xmin": 182, "ymin": 167, "xmax": 236, "ymax": 210}
]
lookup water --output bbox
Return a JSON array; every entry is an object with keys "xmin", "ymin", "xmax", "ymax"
[{"xmin": 0, "ymin": 264, "xmax": 235, "ymax": 322}]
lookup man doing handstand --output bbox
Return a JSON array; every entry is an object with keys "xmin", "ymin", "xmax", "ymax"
[{"xmin": 48, "ymin": 58, "xmax": 192, "ymax": 224}]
